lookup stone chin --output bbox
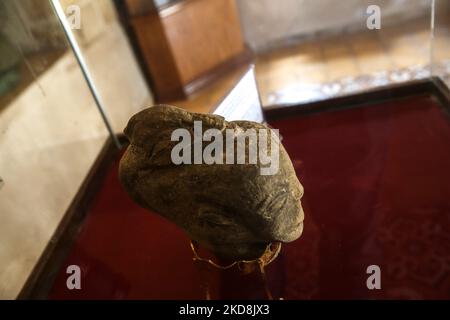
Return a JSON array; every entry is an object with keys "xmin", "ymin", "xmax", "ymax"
[
  {"xmin": 276, "ymin": 203, "xmax": 305, "ymax": 243},
  {"xmin": 203, "ymin": 222, "xmax": 303, "ymax": 261},
  {"xmin": 189, "ymin": 203, "xmax": 304, "ymax": 261},
  {"xmin": 200, "ymin": 241, "xmax": 269, "ymax": 261}
]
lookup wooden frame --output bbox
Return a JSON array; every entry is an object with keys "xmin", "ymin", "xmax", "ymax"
[{"xmin": 264, "ymin": 77, "xmax": 450, "ymax": 121}]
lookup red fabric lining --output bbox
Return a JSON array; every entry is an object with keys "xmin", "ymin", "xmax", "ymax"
[{"xmin": 49, "ymin": 95, "xmax": 450, "ymax": 299}]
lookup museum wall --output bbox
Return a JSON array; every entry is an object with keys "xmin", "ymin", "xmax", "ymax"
[
  {"xmin": 0, "ymin": 0, "xmax": 151, "ymax": 298},
  {"xmin": 236, "ymin": 0, "xmax": 432, "ymax": 52}
]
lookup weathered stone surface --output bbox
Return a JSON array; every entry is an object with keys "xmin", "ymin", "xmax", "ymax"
[{"xmin": 119, "ymin": 105, "xmax": 304, "ymax": 260}]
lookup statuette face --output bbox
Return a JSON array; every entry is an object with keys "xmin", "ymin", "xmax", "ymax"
[{"xmin": 119, "ymin": 105, "xmax": 304, "ymax": 260}]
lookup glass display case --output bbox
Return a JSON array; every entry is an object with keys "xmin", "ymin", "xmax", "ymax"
[
  {"xmin": 0, "ymin": 0, "xmax": 150, "ymax": 299},
  {"xmin": 0, "ymin": 0, "xmax": 449, "ymax": 300},
  {"xmin": 0, "ymin": 0, "xmax": 110, "ymax": 299}
]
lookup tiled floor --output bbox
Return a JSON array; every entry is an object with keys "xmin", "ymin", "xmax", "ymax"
[
  {"xmin": 255, "ymin": 17, "xmax": 447, "ymax": 106},
  {"xmin": 168, "ymin": 17, "xmax": 450, "ymax": 112}
]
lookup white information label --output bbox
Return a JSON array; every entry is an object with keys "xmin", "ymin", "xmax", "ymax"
[{"xmin": 213, "ymin": 67, "xmax": 264, "ymax": 123}]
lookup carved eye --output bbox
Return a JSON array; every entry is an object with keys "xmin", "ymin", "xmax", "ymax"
[{"xmin": 199, "ymin": 214, "xmax": 232, "ymax": 229}]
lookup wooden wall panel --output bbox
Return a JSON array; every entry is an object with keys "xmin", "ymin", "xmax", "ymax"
[
  {"xmin": 130, "ymin": 14, "xmax": 184, "ymax": 100},
  {"xmin": 161, "ymin": 0, "xmax": 246, "ymax": 84},
  {"xmin": 127, "ymin": 0, "xmax": 249, "ymax": 101}
]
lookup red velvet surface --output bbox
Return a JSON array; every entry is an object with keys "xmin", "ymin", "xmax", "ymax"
[{"xmin": 49, "ymin": 95, "xmax": 450, "ymax": 299}]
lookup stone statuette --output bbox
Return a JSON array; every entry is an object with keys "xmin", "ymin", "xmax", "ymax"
[{"xmin": 119, "ymin": 105, "xmax": 304, "ymax": 260}]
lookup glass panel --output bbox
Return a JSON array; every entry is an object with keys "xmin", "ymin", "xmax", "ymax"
[
  {"xmin": 59, "ymin": 0, "xmax": 153, "ymax": 132},
  {"xmin": 431, "ymin": 0, "xmax": 450, "ymax": 86},
  {"xmin": 0, "ymin": 0, "xmax": 109, "ymax": 298},
  {"xmin": 236, "ymin": 0, "xmax": 434, "ymax": 106}
]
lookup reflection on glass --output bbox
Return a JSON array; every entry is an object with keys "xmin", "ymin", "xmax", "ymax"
[
  {"xmin": 431, "ymin": 0, "xmax": 450, "ymax": 86},
  {"xmin": 59, "ymin": 0, "xmax": 152, "ymax": 132},
  {"xmin": 241, "ymin": 0, "xmax": 435, "ymax": 106},
  {"xmin": 0, "ymin": 0, "xmax": 109, "ymax": 299}
]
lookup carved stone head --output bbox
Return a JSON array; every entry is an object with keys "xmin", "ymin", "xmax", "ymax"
[{"xmin": 119, "ymin": 105, "xmax": 304, "ymax": 260}]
